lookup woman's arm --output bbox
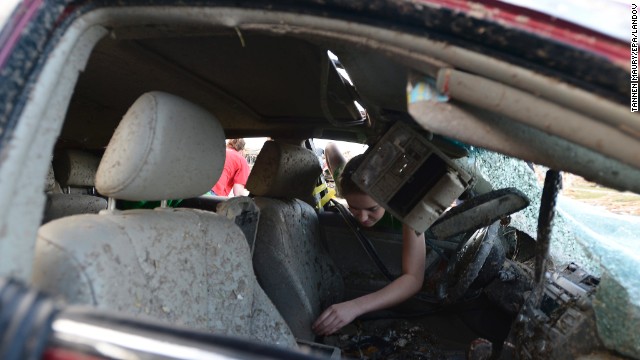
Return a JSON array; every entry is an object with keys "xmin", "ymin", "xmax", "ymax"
[
  {"xmin": 231, "ymin": 183, "xmax": 249, "ymax": 197},
  {"xmin": 312, "ymin": 225, "xmax": 426, "ymax": 335}
]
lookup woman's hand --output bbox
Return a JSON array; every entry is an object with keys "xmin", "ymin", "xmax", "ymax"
[
  {"xmin": 312, "ymin": 224, "xmax": 425, "ymax": 336},
  {"xmin": 312, "ymin": 300, "xmax": 361, "ymax": 336}
]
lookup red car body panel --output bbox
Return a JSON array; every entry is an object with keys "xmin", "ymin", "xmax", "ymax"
[{"xmin": 416, "ymin": 0, "xmax": 628, "ymax": 67}]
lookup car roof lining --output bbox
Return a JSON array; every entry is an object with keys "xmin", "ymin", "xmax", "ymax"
[
  {"xmin": 61, "ymin": 31, "xmax": 370, "ymax": 147},
  {"xmin": 54, "ymin": 7, "xmax": 640, "ymax": 193}
]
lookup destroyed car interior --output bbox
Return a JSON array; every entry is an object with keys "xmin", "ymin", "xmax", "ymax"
[{"xmin": 0, "ymin": 1, "xmax": 637, "ymax": 360}]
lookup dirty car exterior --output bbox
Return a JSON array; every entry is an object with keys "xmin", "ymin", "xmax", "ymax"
[{"xmin": 0, "ymin": 0, "xmax": 638, "ymax": 359}]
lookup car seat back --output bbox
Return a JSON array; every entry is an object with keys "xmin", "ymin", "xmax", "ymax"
[
  {"xmin": 32, "ymin": 92, "xmax": 296, "ymax": 348},
  {"xmin": 42, "ymin": 150, "xmax": 107, "ymax": 223},
  {"xmin": 247, "ymin": 140, "xmax": 344, "ymax": 341}
]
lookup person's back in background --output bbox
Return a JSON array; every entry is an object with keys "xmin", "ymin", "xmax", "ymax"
[{"xmin": 212, "ymin": 139, "xmax": 250, "ymax": 196}]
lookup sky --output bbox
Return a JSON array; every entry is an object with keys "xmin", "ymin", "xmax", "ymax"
[
  {"xmin": 0, "ymin": 0, "xmax": 20, "ymax": 26},
  {"xmin": 499, "ymin": 0, "xmax": 629, "ymax": 40}
]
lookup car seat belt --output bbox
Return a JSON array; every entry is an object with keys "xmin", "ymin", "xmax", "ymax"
[{"xmin": 331, "ymin": 199, "xmax": 397, "ymax": 282}]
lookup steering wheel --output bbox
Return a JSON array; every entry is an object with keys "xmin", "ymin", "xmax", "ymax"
[{"xmin": 438, "ymin": 222, "xmax": 501, "ymax": 303}]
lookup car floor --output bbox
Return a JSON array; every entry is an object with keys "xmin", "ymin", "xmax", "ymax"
[{"xmin": 320, "ymin": 295, "xmax": 513, "ymax": 359}]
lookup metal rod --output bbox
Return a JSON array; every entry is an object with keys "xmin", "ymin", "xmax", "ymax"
[
  {"xmin": 107, "ymin": 197, "xmax": 116, "ymax": 211},
  {"xmin": 535, "ymin": 170, "xmax": 562, "ymax": 285}
]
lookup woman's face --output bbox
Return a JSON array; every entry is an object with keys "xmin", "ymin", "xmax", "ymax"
[{"xmin": 344, "ymin": 192, "xmax": 386, "ymax": 227}]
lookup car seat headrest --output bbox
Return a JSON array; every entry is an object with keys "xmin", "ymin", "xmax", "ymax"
[
  {"xmin": 53, "ymin": 149, "xmax": 101, "ymax": 188},
  {"xmin": 95, "ymin": 91, "xmax": 226, "ymax": 201},
  {"xmin": 246, "ymin": 141, "xmax": 321, "ymax": 201}
]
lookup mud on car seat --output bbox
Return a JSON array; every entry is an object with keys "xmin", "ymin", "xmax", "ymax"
[
  {"xmin": 32, "ymin": 92, "xmax": 297, "ymax": 348},
  {"xmin": 247, "ymin": 140, "xmax": 344, "ymax": 341}
]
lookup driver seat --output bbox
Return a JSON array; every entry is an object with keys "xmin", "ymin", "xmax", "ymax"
[
  {"xmin": 247, "ymin": 140, "xmax": 344, "ymax": 341},
  {"xmin": 32, "ymin": 92, "xmax": 296, "ymax": 348}
]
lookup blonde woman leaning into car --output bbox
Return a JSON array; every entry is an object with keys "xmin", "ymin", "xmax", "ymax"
[{"xmin": 312, "ymin": 145, "xmax": 426, "ymax": 336}]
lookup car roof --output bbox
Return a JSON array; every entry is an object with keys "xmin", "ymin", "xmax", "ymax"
[{"xmin": 0, "ymin": 0, "xmax": 636, "ymax": 191}]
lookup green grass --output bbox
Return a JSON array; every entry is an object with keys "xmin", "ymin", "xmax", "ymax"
[{"xmin": 552, "ymin": 174, "xmax": 640, "ymax": 215}]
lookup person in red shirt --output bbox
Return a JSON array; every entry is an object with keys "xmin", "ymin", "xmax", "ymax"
[{"xmin": 212, "ymin": 139, "xmax": 251, "ymax": 197}]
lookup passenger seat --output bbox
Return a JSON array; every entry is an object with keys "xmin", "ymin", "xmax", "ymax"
[{"xmin": 32, "ymin": 92, "xmax": 297, "ymax": 348}]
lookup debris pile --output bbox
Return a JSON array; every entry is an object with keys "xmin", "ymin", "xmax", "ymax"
[{"xmin": 327, "ymin": 320, "xmax": 465, "ymax": 359}]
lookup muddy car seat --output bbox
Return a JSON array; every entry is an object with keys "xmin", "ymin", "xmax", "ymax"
[
  {"xmin": 32, "ymin": 92, "xmax": 296, "ymax": 348},
  {"xmin": 247, "ymin": 141, "xmax": 344, "ymax": 341},
  {"xmin": 42, "ymin": 150, "xmax": 107, "ymax": 223}
]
